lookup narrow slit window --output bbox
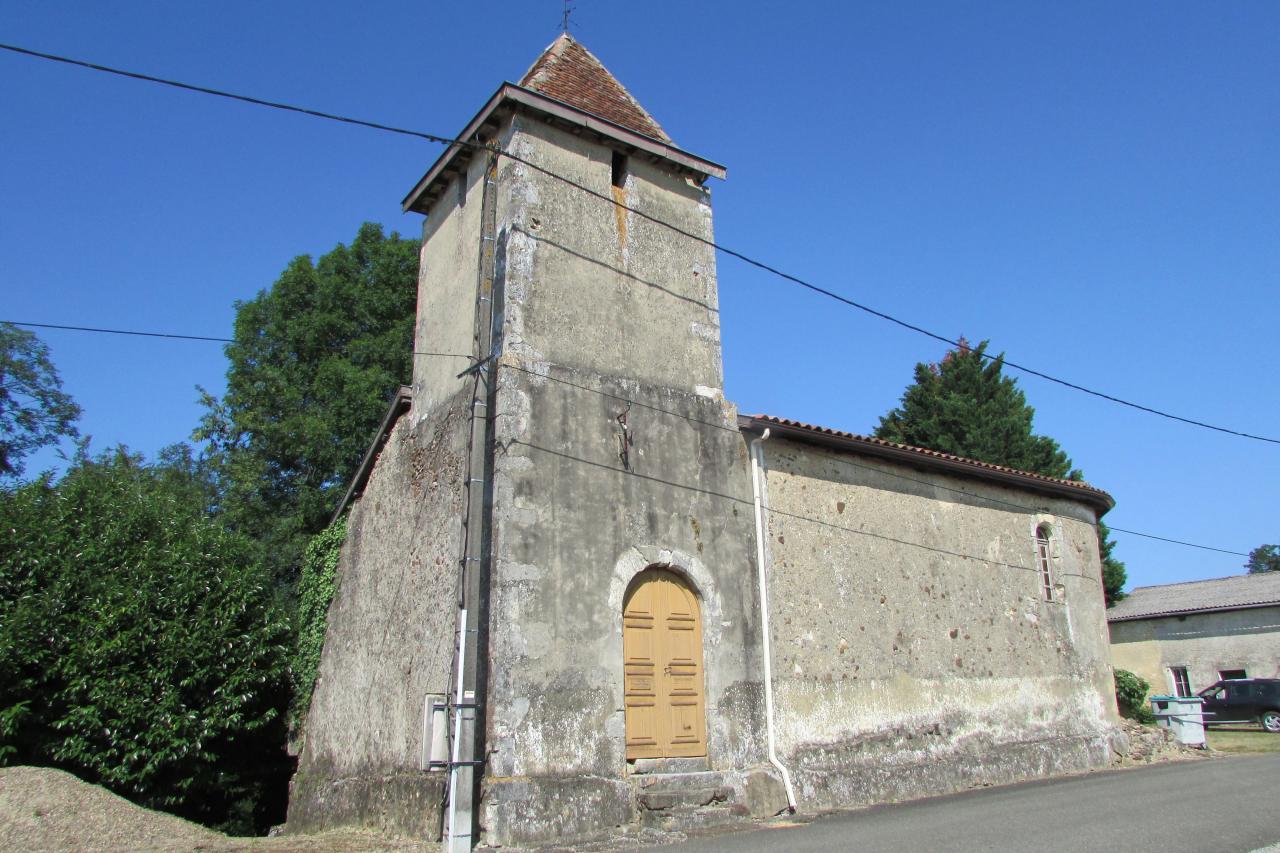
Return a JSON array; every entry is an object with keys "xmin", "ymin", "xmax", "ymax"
[
  {"xmin": 1035, "ymin": 524, "xmax": 1053, "ymax": 601},
  {"xmin": 611, "ymin": 150, "xmax": 627, "ymax": 189}
]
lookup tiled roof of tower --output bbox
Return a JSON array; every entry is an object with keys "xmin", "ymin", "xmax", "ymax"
[
  {"xmin": 519, "ymin": 35, "xmax": 672, "ymax": 143},
  {"xmin": 402, "ymin": 36, "xmax": 725, "ymax": 214}
]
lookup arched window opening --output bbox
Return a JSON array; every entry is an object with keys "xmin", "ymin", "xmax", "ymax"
[{"xmin": 1035, "ymin": 524, "xmax": 1054, "ymax": 601}]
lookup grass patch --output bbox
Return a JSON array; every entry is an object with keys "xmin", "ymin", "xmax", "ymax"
[{"xmin": 1206, "ymin": 728, "xmax": 1280, "ymax": 754}]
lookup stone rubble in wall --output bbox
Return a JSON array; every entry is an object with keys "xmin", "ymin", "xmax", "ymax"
[{"xmin": 1110, "ymin": 718, "xmax": 1207, "ymax": 766}]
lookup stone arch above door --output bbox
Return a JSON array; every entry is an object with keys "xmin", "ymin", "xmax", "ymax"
[{"xmin": 607, "ymin": 546, "xmax": 722, "ymax": 648}]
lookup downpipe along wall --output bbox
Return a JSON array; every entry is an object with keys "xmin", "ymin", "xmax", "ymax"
[{"xmin": 748, "ymin": 428, "xmax": 797, "ymax": 810}]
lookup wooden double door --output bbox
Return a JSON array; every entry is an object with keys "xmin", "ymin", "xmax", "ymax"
[{"xmin": 623, "ymin": 569, "xmax": 708, "ymax": 759}]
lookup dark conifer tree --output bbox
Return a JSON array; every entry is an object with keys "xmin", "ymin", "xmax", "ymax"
[
  {"xmin": 1246, "ymin": 544, "xmax": 1280, "ymax": 574},
  {"xmin": 876, "ymin": 339, "xmax": 1127, "ymax": 604}
]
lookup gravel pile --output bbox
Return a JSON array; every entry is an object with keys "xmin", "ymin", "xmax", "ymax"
[
  {"xmin": 0, "ymin": 766, "xmax": 434, "ymax": 853},
  {"xmin": 0, "ymin": 765, "xmax": 225, "ymax": 852}
]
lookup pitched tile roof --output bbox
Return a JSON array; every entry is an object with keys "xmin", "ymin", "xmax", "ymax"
[
  {"xmin": 740, "ymin": 414, "xmax": 1114, "ymax": 512},
  {"xmin": 403, "ymin": 36, "xmax": 724, "ymax": 214},
  {"xmin": 1107, "ymin": 572, "xmax": 1280, "ymax": 622},
  {"xmin": 519, "ymin": 35, "xmax": 671, "ymax": 143}
]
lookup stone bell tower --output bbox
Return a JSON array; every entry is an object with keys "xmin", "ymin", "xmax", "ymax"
[
  {"xmin": 291, "ymin": 36, "xmax": 778, "ymax": 850},
  {"xmin": 405, "ymin": 34, "xmax": 729, "ymax": 418}
]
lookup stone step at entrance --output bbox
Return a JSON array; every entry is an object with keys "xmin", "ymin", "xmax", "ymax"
[
  {"xmin": 630, "ymin": 770, "xmax": 749, "ymax": 831},
  {"xmin": 631, "ymin": 756, "xmax": 709, "ymax": 775}
]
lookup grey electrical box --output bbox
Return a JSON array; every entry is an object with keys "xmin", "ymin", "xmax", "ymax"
[{"xmin": 421, "ymin": 694, "xmax": 449, "ymax": 771}]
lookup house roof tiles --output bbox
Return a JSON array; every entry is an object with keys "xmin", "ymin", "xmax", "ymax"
[{"xmin": 1106, "ymin": 572, "xmax": 1280, "ymax": 622}]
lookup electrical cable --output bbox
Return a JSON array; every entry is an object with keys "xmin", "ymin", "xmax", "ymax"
[
  {"xmin": 490, "ymin": 359, "xmax": 1249, "ymax": 557},
  {"xmin": 1101, "ymin": 527, "xmax": 1247, "ymax": 557},
  {"xmin": 0, "ymin": 314, "xmax": 1251, "ymax": 558},
  {"xmin": 3, "ymin": 42, "xmax": 1277, "ymax": 444},
  {"xmin": 0, "ymin": 43, "xmax": 458, "ymax": 147},
  {"xmin": 511, "ymin": 437, "xmax": 1100, "ymax": 585},
  {"xmin": 5, "ymin": 320, "xmax": 233, "ymax": 343}
]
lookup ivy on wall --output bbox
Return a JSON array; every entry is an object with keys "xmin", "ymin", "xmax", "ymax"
[{"xmin": 291, "ymin": 515, "xmax": 348, "ymax": 729}]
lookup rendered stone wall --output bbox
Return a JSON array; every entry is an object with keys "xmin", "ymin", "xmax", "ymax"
[
  {"xmin": 1110, "ymin": 606, "xmax": 1280, "ymax": 695},
  {"xmin": 412, "ymin": 150, "xmax": 487, "ymax": 419},
  {"xmin": 759, "ymin": 437, "xmax": 1121, "ymax": 810},
  {"xmin": 475, "ymin": 114, "xmax": 774, "ymax": 847},
  {"xmin": 287, "ymin": 393, "xmax": 469, "ymax": 839}
]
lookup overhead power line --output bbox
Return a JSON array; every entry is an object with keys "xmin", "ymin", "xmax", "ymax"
[
  {"xmin": 2, "ymin": 41, "xmax": 1277, "ymax": 446},
  {"xmin": 5, "ymin": 320, "xmax": 233, "ymax": 343},
  {"xmin": 493, "ymin": 358, "xmax": 1250, "ymax": 558},
  {"xmin": 1102, "ymin": 527, "xmax": 1248, "ymax": 557},
  {"xmin": 2, "ymin": 316, "xmax": 1247, "ymax": 558},
  {"xmin": 0, "ymin": 43, "xmax": 458, "ymax": 147},
  {"xmin": 512, "ymin": 437, "xmax": 1100, "ymax": 586}
]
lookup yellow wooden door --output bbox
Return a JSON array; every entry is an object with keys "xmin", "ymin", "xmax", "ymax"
[{"xmin": 623, "ymin": 570, "xmax": 707, "ymax": 759}]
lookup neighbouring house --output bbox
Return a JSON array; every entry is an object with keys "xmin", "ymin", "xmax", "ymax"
[
  {"xmin": 286, "ymin": 35, "xmax": 1123, "ymax": 850},
  {"xmin": 1109, "ymin": 572, "xmax": 1280, "ymax": 696}
]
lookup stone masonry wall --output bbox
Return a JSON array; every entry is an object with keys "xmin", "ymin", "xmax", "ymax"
[
  {"xmin": 474, "ymin": 114, "xmax": 773, "ymax": 847},
  {"xmin": 760, "ymin": 437, "xmax": 1120, "ymax": 810}
]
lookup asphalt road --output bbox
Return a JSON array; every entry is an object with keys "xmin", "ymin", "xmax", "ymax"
[{"xmin": 652, "ymin": 755, "xmax": 1280, "ymax": 853}]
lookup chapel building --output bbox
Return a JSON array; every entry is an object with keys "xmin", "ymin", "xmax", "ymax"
[{"xmin": 288, "ymin": 35, "xmax": 1123, "ymax": 850}]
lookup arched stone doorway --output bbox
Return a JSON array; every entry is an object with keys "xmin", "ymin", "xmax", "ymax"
[{"xmin": 623, "ymin": 568, "xmax": 708, "ymax": 759}]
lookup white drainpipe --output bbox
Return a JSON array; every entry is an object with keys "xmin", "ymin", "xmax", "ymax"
[{"xmin": 749, "ymin": 429, "xmax": 797, "ymax": 811}]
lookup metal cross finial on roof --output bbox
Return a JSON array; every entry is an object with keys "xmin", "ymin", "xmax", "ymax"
[{"xmin": 561, "ymin": 0, "xmax": 575, "ymax": 34}]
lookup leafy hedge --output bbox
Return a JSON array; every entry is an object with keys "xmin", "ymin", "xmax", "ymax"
[
  {"xmin": 0, "ymin": 450, "xmax": 293, "ymax": 833},
  {"xmin": 1114, "ymin": 668, "xmax": 1155, "ymax": 723}
]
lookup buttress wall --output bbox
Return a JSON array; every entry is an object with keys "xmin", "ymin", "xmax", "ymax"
[{"xmin": 287, "ymin": 394, "xmax": 469, "ymax": 838}]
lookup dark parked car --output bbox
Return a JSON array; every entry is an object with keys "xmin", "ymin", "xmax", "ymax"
[{"xmin": 1197, "ymin": 679, "xmax": 1280, "ymax": 733}]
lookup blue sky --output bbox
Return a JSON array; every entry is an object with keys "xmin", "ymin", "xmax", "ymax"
[{"xmin": 2, "ymin": 2, "xmax": 1276, "ymax": 591}]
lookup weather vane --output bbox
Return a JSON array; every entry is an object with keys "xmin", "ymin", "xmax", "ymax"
[{"xmin": 561, "ymin": 0, "xmax": 575, "ymax": 34}]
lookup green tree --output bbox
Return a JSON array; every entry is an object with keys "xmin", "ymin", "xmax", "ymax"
[
  {"xmin": 197, "ymin": 223, "xmax": 418, "ymax": 584},
  {"xmin": 0, "ymin": 448, "xmax": 292, "ymax": 833},
  {"xmin": 1246, "ymin": 544, "xmax": 1280, "ymax": 574},
  {"xmin": 875, "ymin": 339, "xmax": 1127, "ymax": 605},
  {"xmin": 1097, "ymin": 520, "xmax": 1127, "ymax": 604},
  {"xmin": 0, "ymin": 323, "xmax": 81, "ymax": 479}
]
